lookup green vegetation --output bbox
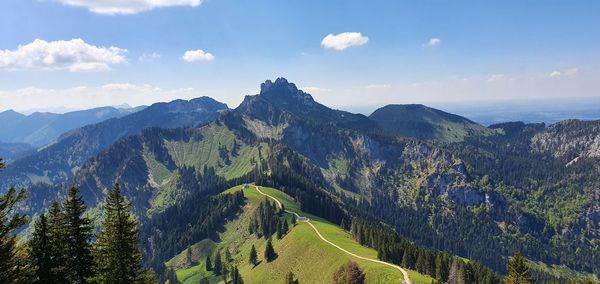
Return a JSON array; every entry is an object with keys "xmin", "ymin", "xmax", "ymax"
[
  {"xmin": 504, "ymin": 251, "xmax": 532, "ymax": 284},
  {"xmin": 527, "ymin": 260, "xmax": 600, "ymax": 283},
  {"xmin": 144, "ymin": 124, "xmax": 264, "ymax": 215},
  {"xmin": 369, "ymin": 104, "xmax": 497, "ymax": 143},
  {"xmin": 0, "ymin": 185, "xmax": 28, "ymax": 283},
  {"xmin": 169, "ymin": 185, "xmax": 431, "ymax": 283},
  {"xmin": 93, "ymin": 184, "xmax": 146, "ymax": 283},
  {"xmin": 19, "ymin": 183, "xmax": 153, "ymax": 283},
  {"xmin": 333, "ymin": 261, "xmax": 366, "ymax": 284}
]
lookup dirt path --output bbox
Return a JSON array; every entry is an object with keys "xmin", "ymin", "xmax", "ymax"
[{"xmin": 254, "ymin": 185, "xmax": 412, "ymax": 284}]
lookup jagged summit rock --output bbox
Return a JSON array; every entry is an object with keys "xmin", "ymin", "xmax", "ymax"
[
  {"xmin": 258, "ymin": 77, "xmax": 315, "ymax": 107},
  {"xmin": 236, "ymin": 78, "xmax": 375, "ymax": 131}
]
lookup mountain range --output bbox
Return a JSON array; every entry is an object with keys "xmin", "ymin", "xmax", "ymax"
[
  {"xmin": 0, "ymin": 106, "xmax": 145, "ymax": 147},
  {"xmin": 1, "ymin": 78, "xmax": 598, "ymax": 282}
]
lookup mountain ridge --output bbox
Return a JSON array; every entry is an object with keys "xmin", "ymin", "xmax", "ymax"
[
  {"xmin": 0, "ymin": 106, "xmax": 143, "ymax": 147},
  {"xmin": 3, "ymin": 78, "xmax": 598, "ymax": 281}
]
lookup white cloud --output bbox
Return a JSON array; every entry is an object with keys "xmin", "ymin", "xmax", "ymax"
[
  {"xmin": 182, "ymin": 49, "xmax": 215, "ymax": 62},
  {"xmin": 423, "ymin": 37, "xmax": 442, "ymax": 48},
  {"xmin": 0, "ymin": 38, "xmax": 127, "ymax": 72},
  {"xmin": 57, "ymin": 0, "xmax": 202, "ymax": 15},
  {"xmin": 0, "ymin": 84, "xmax": 199, "ymax": 113},
  {"xmin": 549, "ymin": 68, "xmax": 578, "ymax": 78},
  {"xmin": 321, "ymin": 32, "xmax": 369, "ymax": 50}
]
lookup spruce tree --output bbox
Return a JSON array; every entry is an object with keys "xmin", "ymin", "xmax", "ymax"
[
  {"xmin": 222, "ymin": 265, "xmax": 229, "ymax": 283},
  {"xmin": 279, "ymin": 204, "xmax": 285, "ymax": 215},
  {"xmin": 282, "ymin": 219, "xmax": 289, "ymax": 235},
  {"xmin": 230, "ymin": 265, "xmax": 243, "ymax": 284},
  {"xmin": 93, "ymin": 183, "xmax": 143, "ymax": 284},
  {"xmin": 248, "ymin": 245, "xmax": 257, "ymax": 266},
  {"xmin": 205, "ymin": 255, "xmax": 212, "ymax": 271},
  {"xmin": 264, "ymin": 237, "xmax": 276, "ymax": 262},
  {"xmin": 29, "ymin": 214, "xmax": 54, "ymax": 284},
  {"xmin": 276, "ymin": 221, "xmax": 283, "ymax": 239},
  {"xmin": 434, "ymin": 253, "xmax": 449, "ymax": 282},
  {"xmin": 285, "ymin": 271, "xmax": 296, "ymax": 284},
  {"xmin": 0, "ymin": 186, "xmax": 28, "ymax": 283},
  {"xmin": 47, "ymin": 201, "xmax": 68, "ymax": 283},
  {"xmin": 63, "ymin": 186, "xmax": 94, "ymax": 283},
  {"xmin": 213, "ymin": 252, "xmax": 222, "ymax": 275},
  {"xmin": 165, "ymin": 267, "xmax": 178, "ymax": 284},
  {"xmin": 504, "ymin": 251, "xmax": 532, "ymax": 284},
  {"xmin": 225, "ymin": 248, "xmax": 232, "ymax": 262}
]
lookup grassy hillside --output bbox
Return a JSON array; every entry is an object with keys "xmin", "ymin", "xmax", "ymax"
[
  {"xmin": 167, "ymin": 185, "xmax": 431, "ymax": 284},
  {"xmin": 142, "ymin": 124, "xmax": 266, "ymax": 215},
  {"xmin": 369, "ymin": 104, "xmax": 497, "ymax": 143}
]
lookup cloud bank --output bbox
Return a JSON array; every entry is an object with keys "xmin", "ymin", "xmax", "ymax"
[
  {"xmin": 0, "ymin": 39, "xmax": 127, "ymax": 72},
  {"xmin": 0, "ymin": 84, "xmax": 198, "ymax": 113}
]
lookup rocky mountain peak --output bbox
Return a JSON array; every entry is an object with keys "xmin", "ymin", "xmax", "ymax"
[{"xmin": 258, "ymin": 77, "xmax": 315, "ymax": 106}]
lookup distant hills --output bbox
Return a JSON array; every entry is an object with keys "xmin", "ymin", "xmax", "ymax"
[
  {"xmin": 0, "ymin": 106, "xmax": 144, "ymax": 147},
  {"xmin": 0, "ymin": 97, "xmax": 228, "ymax": 190},
  {"xmin": 0, "ymin": 142, "xmax": 35, "ymax": 162},
  {"xmin": 1, "ymin": 78, "xmax": 598, "ymax": 281}
]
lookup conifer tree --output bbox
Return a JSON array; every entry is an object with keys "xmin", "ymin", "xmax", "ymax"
[
  {"xmin": 248, "ymin": 245, "xmax": 257, "ymax": 266},
  {"xmin": 205, "ymin": 255, "xmax": 212, "ymax": 271},
  {"xmin": 285, "ymin": 271, "xmax": 296, "ymax": 284},
  {"xmin": 93, "ymin": 183, "xmax": 144, "ymax": 284},
  {"xmin": 47, "ymin": 201, "xmax": 67, "ymax": 283},
  {"xmin": 63, "ymin": 186, "xmax": 94, "ymax": 283},
  {"xmin": 165, "ymin": 267, "xmax": 178, "ymax": 284},
  {"xmin": 29, "ymin": 213, "xmax": 54, "ymax": 284},
  {"xmin": 225, "ymin": 248, "xmax": 232, "ymax": 262},
  {"xmin": 279, "ymin": 204, "xmax": 285, "ymax": 215},
  {"xmin": 185, "ymin": 248, "xmax": 192, "ymax": 266},
  {"xmin": 276, "ymin": 221, "xmax": 283, "ymax": 239},
  {"xmin": 230, "ymin": 265, "xmax": 243, "ymax": 284},
  {"xmin": 434, "ymin": 253, "xmax": 449, "ymax": 282},
  {"xmin": 282, "ymin": 219, "xmax": 289, "ymax": 235},
  {"xmin": 213, "ymin": 252, "xmax": 222, "ymax": 275},
  {"xmin": 222, "ymin": 265, "xmax": 229, "ymax": 283},
  {"xmin": 504, "ymin": 251, "xmax": 532, "ymax": 284},
  {"xmin": 0, "ymin": 186, "xmax": 28, "ymax": 283},
  {"xmin": 264, "ymin": 237, "xmax": 276, "ymax": 262}
]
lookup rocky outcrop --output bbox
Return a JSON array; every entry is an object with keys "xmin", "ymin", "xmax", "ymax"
[{"xmin": 531, "ymin": 119, "xmax": 600, "ymax": 159}]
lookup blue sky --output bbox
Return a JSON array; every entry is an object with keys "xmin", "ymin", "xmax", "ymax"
[{"xmin": 0, "ymin": 0, "xmax": 599, "ymax": 113}]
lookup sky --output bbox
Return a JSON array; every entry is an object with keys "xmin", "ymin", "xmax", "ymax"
[{"xmin": 0, "ymin": 0, "xmax": 599, "ymax": 114}]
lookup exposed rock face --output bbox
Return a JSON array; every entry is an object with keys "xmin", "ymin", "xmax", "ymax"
[
  {"xmin": 260, "ymin": 78, "xmax": 316, "ymax": 107},
  {"xmin": 531, "ymin": 119, "xmax": 600, "ymax": 158},
  {"xmin": 447, "ymin": 187, "xmax": 484, "ymax": 206}
]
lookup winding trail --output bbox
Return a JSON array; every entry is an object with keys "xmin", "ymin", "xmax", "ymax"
[{"xmin": 253, "ymin": 185, "xmax": 412, "ymax": 284}]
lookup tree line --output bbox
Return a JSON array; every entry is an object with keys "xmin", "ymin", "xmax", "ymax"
[
  {"xmin": 248, "ymin": 198, "xmax": 289, "ymax": 240},
  {"xmin": 1, "ymin": 180, "xmax": 154, "ymax": 283},
  {"xmin": 350, "ymin": 218, "xmax": 502, "ymax": 284}
]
